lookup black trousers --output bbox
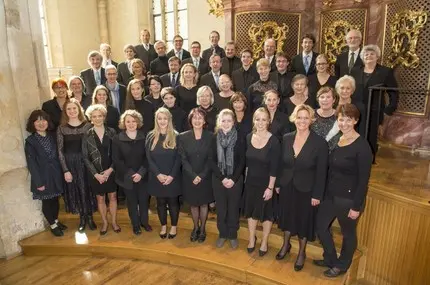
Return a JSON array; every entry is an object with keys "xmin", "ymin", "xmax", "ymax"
[
  {"xmin": 156, "ymin": 197, "xmax": 179, "ymax": 226},
  {"xmin": 367, "ymin": 110, "xmax": 380, "ymax": 159},
  {"xmin": 316, "ymin": 197, "xmax": 359, "ymax": 271},
  {"xmin": 213, "ymin": 176, "xmax": 243, "ymax": 239},
  {"xmin": 42, "ymin": 197, "xmax": 60, "ymax": 225},
  {"xmin": 122, "ymin": 183, "xmax": 149, "ymax": 228}
]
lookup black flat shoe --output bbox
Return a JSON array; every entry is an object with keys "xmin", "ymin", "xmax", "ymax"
[
  {"xmin": 324, "ymin": 268, "xmax": 346, "ymax": 278},
  {"xmin": 197, "ymin": 231, "xmax": 206, "ymax": 243},
  {"xmin": 78, "ymin": 215, "xmax": 86, "ymax": 232},
  {"xmin": 56, "ymin": 222, "xmax": 67, "ymax": 231},
  {"xmin": 133, "ymin": 226, "xmax": 142, "ymax": 235},
  {"xmin": 275, "ymin": 243, "xmax": 291, "ymax": 260},
  {"xmin": 50, "ymin": 227, "xmax": 64, "ymax": 237},
  {"xmin": 190, "ymin": 227, "xmax": 200, "ymax": 242},
  {"xmin": 87, "ymin": 215, "xmax": 97, "ymax": 231},
  {"xmin": 294, "ymin": 254, "xmax": 306, "ymax": 272},
  {"xmin": 247, "ymin": 236, "xmax": 257, "ymax": 253},
  {"xmin": 112, "ymin": 225, "xmax": 121, "ymax": 233},
  {"xmin": 313, "ymin": 259, "xmax": 330, "ymax": 268},
  {"xmin": 141, "ymin": 224, "xmax": 153, "ymax": 232}
]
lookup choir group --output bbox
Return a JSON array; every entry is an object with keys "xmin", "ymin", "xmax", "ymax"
[{"xmin": 25, "ymin": 28, "xmax": 398, "ymax": 278}]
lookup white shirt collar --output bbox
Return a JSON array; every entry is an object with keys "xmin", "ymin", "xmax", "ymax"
[{"xmin": 302, "ymin": 51, "xmax": 313, "ymax": 58}]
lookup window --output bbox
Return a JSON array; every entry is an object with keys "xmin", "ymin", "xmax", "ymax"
[
  {"xmin": 38, "ymin": 0, "xmax": 51, "ymax": 68},
  {"xmin": 152, "ymin": 0, "xmax": 188, "ymax": 51}
]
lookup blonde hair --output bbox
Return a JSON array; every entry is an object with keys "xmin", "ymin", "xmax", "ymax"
[
  {"xmin": 85, "ymin": 104, "xmax": 107, "ymax": 119},
  {"xmin": 215, "ymin": 109, "xmax": 236, "ymax": 133},
  {"xmin": 92, "ymin": 85, "xmax": 111, "ymax": 105},
  {"xmin": 148, "ymin": 107, "xmax": 177, "ymax": 150},
  {"xmin": 289, "ymin": 104, "xmax": 316, "ymax": 123},
  {"xmin": 196, "ymin": 85, "xmax": 214, "ymax": 105},
  {"xmin": 118, "ymin": 110, "xmax": 143, "ymax": 130},
  {"xmin": 125, "ymin": 79, "xmax": 145, "ymax": 110},
  {"xmin": 60, "ymin": 98, "xmax": 87, "ymax": 126},
  {"xmin": 179, "ymin": 63, "xmax": 199, "ymax": 85},
  {"xmin": 252, "ymin": 107, "xmax": 271, "ymax": 133},
  {"xmin": 256, "ymin": 58, "xmax": 270, "ymax": 69}
]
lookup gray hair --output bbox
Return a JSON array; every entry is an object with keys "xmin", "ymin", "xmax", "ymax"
[
  {"xmin": 360, "ymin": 44, "xmax": 381, "ymax": 60},
  {"xmin": 346, "ymin": 29, "xmax": 363, "ymax": 40},
  {"xmin": 85, "ymin": 104, "xmax": 107, "ymax": 119},
  {"xmin": 68, "ymin": 75, "xmax": 86, "ymax": 92},
  {"xmin": 105, "ymin": 64, "xmax": 117, "ymax": 73},
  {"xmin": 335, "ymin": 75, "xmax": 356, "ymax": 93},
  {"xmin": 196, "ymin": 85, "xmax": 214, "ymax": 105},
  {"xmin": 154, "ymin": 40, "xmax": 166, "ymax": 49}
]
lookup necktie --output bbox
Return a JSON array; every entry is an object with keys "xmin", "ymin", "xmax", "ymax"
[
  {"xmin": 176, "ymin": 51, "xmax": 181, "ymax": 59},
  {"xmin": 214, "ymin": 73, "xmax": 219, "ymax": 88},
  {"xmin": 171, "ymin": 73, "xmax": 176, "ymax": 87},
  {"xmin": 212, "ymin": 47, "xmax": 217, "ymax": 55},
  {"xmin": 194, "ymin": 58, "xmax": 199, "ymax": 69},
  {"xmin": 95, "ymin": 70, "xmax": 101, "ymax": 85},
  {"xmin": 304, "ymin": 55, "xmax": 310, "ymax": 74},
  {"xmin": 145, "ymin": 44, "xmax": 149, "ymax": 51},
  {"xmin": 348, "ymin": 52, "xmax": 355, "ymax": 72},
  {"xmin": 127, "ymin": 61, "xmax": 132, "ymax": 73}
]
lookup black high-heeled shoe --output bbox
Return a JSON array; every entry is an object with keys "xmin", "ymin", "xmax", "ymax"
[
  {"xmin": 112, "ymin": 225, "xmax": 121, "ymax": 233},
  {"xmin": 168, "ymin": 233, "xmax": 177, "ymax": 239},
  {"xmin": 197, "ymin": 231, "xmax": 206, "ymax": 243},
  {"xmin": 294, "ymin": 254, "xmax": 306, "ymax": 271},
  {"xmin": 190, "ymin": 227, "xmax": 200, "ymax": 242},
  {"xmin": 276, "ymin": 243, "xmax": 292, "ymax": 260},
  {"xmin": 247, "ymin": 236, "xmax": 257, "ymax": 253},
  {"xmin": 259, "ymin": 242, "xmax": 268, "ymax": 257},
  {"xmin": 99, "ymin": 224, "xmax": 108, "ymax": 236}
]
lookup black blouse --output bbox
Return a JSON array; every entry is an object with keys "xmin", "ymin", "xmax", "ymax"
[
  {"xmin": 247, "ymin": 79, "xmax": 278, "ymax": 113},
  {"xmin": 176, "ymin": 85, "xmax": 198, "ymax": 115}
]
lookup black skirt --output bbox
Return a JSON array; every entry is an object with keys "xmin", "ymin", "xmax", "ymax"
[{"xmin": 242, "ymin": 183, "xmax": 275, "ymax": 222}]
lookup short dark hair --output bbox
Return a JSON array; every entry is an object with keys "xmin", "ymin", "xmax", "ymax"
[
  {"xmin": 26, "ymin": 109, "xmax": 53, "ymax": 133},
  {"xmin": 302, "ymin": 33, "xmax": 316, "ymax": 44},
  {"xmin": 161, "ymin": 87, "xmax": 176, "ymax": 99},
  {"xmin": 191, "ymin": 41, "xmax": 201, "ymax": 48},
  {"xmin": 229, "ymin": 92, "xmax": 248, "ymax": 112},
  {"xmin": 209, "ymin": 30, "xmax": 220, "ymax": 37},
  {"xmin": 173, "ymin": 34, "xmax": 183, "ymax": 41},
  {"xmin": 188, "ymin": 107, "xmax": 207, "ymax": 129},
  {"xmin": 148, "ymin": 75, "xmax": 163, "ymax": 88},
  {"xmin": 336, "ymin": 103, "xmax": 360, "ymax": 121},
  {"xmin": 168, "ymin": 56, "xmax": 181, "ymax": 65},
  {"xmin": 240, "ymin": 48, "xmax": 253, "ymax": 58},
  {"xmin": 275, "ymin": 51, "xmax": 290, "ymax": 62}
]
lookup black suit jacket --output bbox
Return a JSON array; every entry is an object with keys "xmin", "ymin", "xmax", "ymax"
[
  {"xmin": 232, "ymin": 66, "xmax": 258, "ymax": 94},
  {"xmin": 80, "ymin": 68, "xmax": 107, "ymax": 96},
  {"xmin": 220, "ymin": 56, "xmax": 242, "ymax": 77},
  {"xmin": 160, "ymin": 73, "xmax": 181, "ymax": 88},
  {"xmin": 167, "ymin": 49, "xmax": 191, "ymax": 61},
  {"xmin": 182, "ymin": 57, "xmax": 210, "ymax": 75},
  {"xmin": 269, "ymin": 71, "xmax": 296, "ymax": 99},
  {"xmin": 135, "ymin": 43, "xmax": 158, "ymax": 70},
  {"xmin": 202, "ymin": 46, "xmax": 226, "ymax": 62},
  {"xmin": 117, "ymin": 61, "xmax": 132, "ymax": 87},
  {"xmin": 351, "ymin": 64, "xmax": 398, "ymax": 123},
  {"xmin": 291, "ymin": 52, "xmax": 319, "ymax": 76},
  {"xmin": 199, "ymin": 71, "xmax": 221, "ymax": 93},
  {"xmin": 269, "ymin": 110, "xmax": 291, "ymax": 141},
  {"xmin": 278, "ymin": 131, "xmax": 328, "ymax": 200},
  {"xmin": 335, "ymin": 48, "xmax": 363, "ymax": 78}
]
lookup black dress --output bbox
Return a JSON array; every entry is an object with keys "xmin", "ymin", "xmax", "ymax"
[
  {"xmin": 277, "ymin": 131, "xmax": 328, "ymax": 241},
  {"xmin": 42, "ymin": 98, "xmax": 63, "ymax": 130},
  {"xmin": 308, "ymin": 74, "xmax": 337, "ymax": 108},
  {"xmin": 213, "ymin": 92, "xmax": 232, "ymax": 111},
  {"xmin": 283, "ymin": 96, "xmax": 314, "ymax": 131},
  {"xmin": 165, "ymin": 105, "xmax": 188, "ymax": 132},
  {"xmin": 176, "ymin": 85, "xmax": 199, "ymax": 114},
  {"xmin": 105, "ymin": 105, "xmax": 120, "ymax": 132},
  {"xmin": 145, "ymin": 134, "xmax": 182, "ymax": 198},
  {"xmin": 57, "ymin": 122, "xmax": 97, "ymax": 215},
  {"xmin": 269, "ymin": 110, "xmax": 291, "ymax": 141},
  {"xmin": 133, "ymin": 98, "xmax": 155, "ymax": 133},
  {"xmin": 235, "ymin": 112, "xmax": 253, "ymax": 142},
  {"xmin": 247, "ymin": 79, "xmax": 278, "ymax": 113},
  {"xmin": 178, "ymin": 129, "xmax": 213, "ymax": 206},
  {"xmin": 311, "ymin": 112, "xmax": 340, "ymax": 152},
  {"xmin": 144, "ymin": 94, "xmax": 164, "ymax": 110},
  {"xmin": 243, "ymin": 134, "xmax": 280, "ymax": 221}
]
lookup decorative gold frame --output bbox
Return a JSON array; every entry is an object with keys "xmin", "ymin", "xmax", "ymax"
[
  {"xmin": 387, "ymin": 9, "xmax": 428, "ymax": 69},
  {"xmin": 207, "ymin": 0, "xmax": 224, "ymax": 18},
  {"xmin": 248, "ymin": 21, "xmax": 289, "ymax": 60}
]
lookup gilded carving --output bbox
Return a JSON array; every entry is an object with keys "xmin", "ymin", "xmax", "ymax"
[
  {"xmin": 388, "ymin": 9, "xmax": 428, "ymax": 69},
  {"xmin": 248, "ymin": 21, "xmax": 289, "ymax": 60},
  {"xmin": 323, "ymin": 0, "xmax": 363, "ymax": 6},
  {"xmin": 207, "ymin": 0, "xmax": 224, "ymax": 18},
  {"xmin": 322, "ymin": 20, "xmax": 360, "ymax": 64}
]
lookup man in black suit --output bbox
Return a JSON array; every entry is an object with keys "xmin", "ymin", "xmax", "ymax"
[
  {"xmin": 220, "ymin": 41, "xmax": 241, "ymax": 77},
  {"xmin": 269, "ymin": 52, "xmax": 295, "ymax": 100},
  {"xmin": 80, "ymin": 50, "xmax": 106, "ymax": 96},
  {"xmin": 150, "ymin": 40, "xmax": 170, "ymax": 76},
  {"xmin": 104, "ymin": 64, "xmax": 127, "ymax": 113},
  {"xmin": 335, "ymin": 29, "xmax": 364, "ymax": 78},
  {"xmin": 135, "ymin": 29, "xmax": 158, "ymax": 71},
  {"xmin": 262, "ymin": 38, "xmax": 277, "ymax": 72},
  {"xmin": 167, "ymin": 35, "xmax": 191, "ymax": 61},
  {"xmin": 202, "ymin": 30, "xmax": 226, "ymax": 62},
  {"xmin": 199, "ymin": 54, "xmax": 222, "ymax": 93},
  {"xmin": 117, "ymin": 44, "xmax": 136, "ymax": 87},
  {"xmin": 182, "ymin": 41, "xmax": 210, "ymax": 75},
  {"xmin": 291, "ymin": 34, "xmax": 319, "ymax": 76},
  {"xmin": 100, "ymin": 43, "xmax": 118, "ymax": 68},
  {"xmin": 160, "ymin": 56, "xmax": 181, "ymax": 88},
  {"xmin": 232, "ymin": 49, "xmax": 258, "ymax": 94}
]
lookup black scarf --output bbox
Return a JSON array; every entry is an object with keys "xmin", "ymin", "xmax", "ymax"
[{"xmin": 217, "ymin": 128, "xmax": 237, "ymax": 176}]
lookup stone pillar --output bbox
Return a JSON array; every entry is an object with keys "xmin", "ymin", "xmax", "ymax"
[
  {"xmin": 0, "ymin": 0, "xmax": 50, "ymax": 258},
  {"xmin": 97, "ymin": 0, "xmax": 109, "ymax": 43}
]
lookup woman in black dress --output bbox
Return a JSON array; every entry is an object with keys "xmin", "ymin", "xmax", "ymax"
[
  {"xmin": 276, "ymin": 104, "xmax": 328, "ymax": 271},
  {"xmin": 210, "ymin": 109, "xmax": 245, "ymax": 249},
  {"xmin": 178, "ymin": 108, "xmax": 213, "ymax": 243},
  {"xmin": 335, "ymin": 75, "xmax": 366, "ymax": 136},
  {"xmin": 145, "ymin": 75, "xmax": 164, "ymax": 110},
  {"xmin": 146, "ymin": 107, "xmax": 182, "ymax": 239},
  {"xmin": 243, "ymin": 107, "xmax": 280, "ymax": 256},
  {"xmin": 308, "ymin": 54, "xmax": 337, "ymax": 105},
  {"xmin": 176, "ymin": 63, "xmax": 199, "ymax": 114},
  {"xmin": 214, "ymin": 74, "xmax": 234, "ymax": 110},
  {"xmin": 263, "ymin": 90, "xmax": 290, "ymax": 141},
  {"xmin": 124, "ymin": 79, "xmax": 155, "ymax": 133},
  {"xmin": 42, "ymin": 78, "xmax": 69, "ymax": 130},
  {"xmin": 247, "ymin": 59, "xmax": 278, "ymax": 113},
  {"xmin": 69, "ymin": 76, "xmax": 91, "ymax": 111},
  {"xmin": 161, "ymin": 87, "xmax": 187, "ymax": 132},
  {"xmin": 229, "ymin": 92, "xmax": 252, "ymax": 141},
  {"xmin": 112, "ymin": 110, "xmax": 152, "ymax": 235},
  {"xmin": 83, "ymin": 104, "xmax": 120, "ymax": 235},
  {"xmin": 25, "ymin": 110, "xmax": 66, "ymax": 237},
  {"xmin": 314, "ymin": 103, "xmax": 372, "ymax": 277},
  {"xmin": 91, "ymin": 85, "xmax": 120, "ymax": 132},
  {"xmin": 197, "ymin": 86, "xmax": 218, "ymax": 132},
  {"xmin": 57, "ymin": 99, "xmax": 96, "ymax": 232},
  {"xmin": 311, "ymin": 87, "xmax": 341, "ymax": 151}
]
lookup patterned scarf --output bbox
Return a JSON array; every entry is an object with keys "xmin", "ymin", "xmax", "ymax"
[{"xmin": 217, "ymin": 128, "xmax": 237, "ymax": 176}]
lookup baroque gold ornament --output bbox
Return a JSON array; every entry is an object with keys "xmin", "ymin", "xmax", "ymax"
[
  {"xmin": 322, "ymin": 20, "xmax": 361, "ymax": 64},
  {"xmin": 207, "ymin": 0, "xmax": 224, "ymax": 18},
  {"xmin": 248, "ymin": 21, "xmax": 289, "ymax": 60},
  {"xmin": 388, "ymin": 9, "xmax": 428, "ymax": 69}
]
